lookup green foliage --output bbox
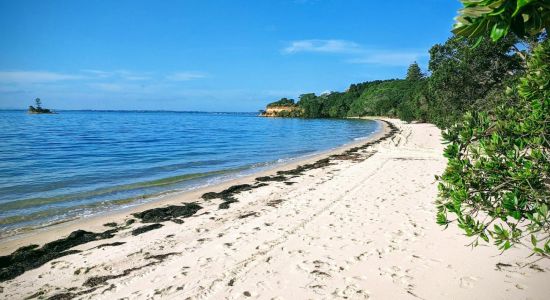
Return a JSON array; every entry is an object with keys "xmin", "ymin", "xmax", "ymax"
[
  {"xmin": 266, "ymin": 97, "xmax": 297, "ymax": 107},
  {"xmin": 454, "ymin": 0, "xmax": 550, "ymax": 42},
  {"xmin": 349, "ymin": 80, "xmax": 409, "ymax": 117},
  {"xmin": 274, "ymin": 108, "xmax": 303, "ymax": 118},
  {"xmin": 398, "ymin": 80, "xmax": 430, "ymax": 123},
  {"xmin": 406, "ymin": 62, "xmax": 423, "ymax": 81},
  {"xmin": 297, "ymin": 93, "xmax": 323, "ymax": 118},
  {"xmin": 263, "ymin": 35, "xmax": 524, "ymax": 129},
  {"xmin": 437, "ymin": 39, "xmax": 550, "ymax": 256},
  {"xmin": 270, "ymin": 81, "xmax": 402, "ymax": 119},
  {"xmin": 264, "ymin": 35, "xmax": 521, "ymax": 125},
  {"xmin": 264, "ymin": 78, "xmax": 426, "ymax": 120},
  {"xmin": 426, "ymin": 34, "xmax": 523, "ymax": 127}
]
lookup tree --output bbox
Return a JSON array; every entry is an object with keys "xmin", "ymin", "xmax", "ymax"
[
  {"xmin": 266, "ymin": 97, "xmax": 297, "ymax": 107},
  {"xmin": 453, "ymin": 0, "xmax": 550, "ymax": 42},
  {"xmin": 437, "ymin": 1, "xmax": 549, "ymax": 257},
  {"xmin": 406, "ymin": 62, "xmax": 423, "ymax": 81},
  {"xmin": 297, "ymin": 93, "xmax": 322, "ymax": 118},
  {"xmin": 437, "ymin": 39, "xmax": 550, "ymax": 257},
  {"xmin": 426, "ymin": 34, "xmax": 523, "ymax": 127}
]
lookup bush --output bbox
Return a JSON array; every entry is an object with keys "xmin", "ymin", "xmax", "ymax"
[{"xmin": 436, "ymin": 39, "xmax": 550, "ymax": 256}]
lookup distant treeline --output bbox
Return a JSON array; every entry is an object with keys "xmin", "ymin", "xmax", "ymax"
[{"xmin": 265, "ymin": 34, "xmax": 526, "ymax": 128}]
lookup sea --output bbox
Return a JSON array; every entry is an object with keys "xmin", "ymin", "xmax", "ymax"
[{"xmin": 0, "ymin": 110, "xmax": 379, "ymax": 236}]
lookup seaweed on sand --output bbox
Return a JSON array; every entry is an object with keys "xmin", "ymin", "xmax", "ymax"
[
  {"xmin": 131, "ymin": 223, "xmax": 163, "ymax": 236},
  {"xmin": 145, "ymin": 252, "xmax": 179, "ymax": 262},
  {"xmin": 48, "ymin": 253, "xmax": 178, "ymax": 299},
  {"xmin": 47, "ymin": 288, "xmax": 99, "ymax": 300},
  {"xmin": 198, "ymin": 121, "xmax": 399, "ymax": 211},
  {"xmin": 201, "ymin": 183, "xmax": 265, "ymax": 209},
  {"xmin": 238, "ymin": 212, "xmax": 259, "ymax": 219},
  {"xmin": 201, "ymin": 184, "xmax": 254, "ymax": 200},
  {"xmin": 218, "ymin": 198, "xmax": 238, "ymax": 209},
  {"xmin": 81, "ymin": 252, "xmax": 179, "ymax": 289},
  {"xmin": 132, "ymin": 202, "xmax": 202, "ymax": 223},
  {"xmin": 276, "ymin": 158, "xmax": 333, "ymax": 177},
  {"xmin": 93, "ymin": 242, "xmax": 126, "ymax": 249},
  {"xmin": 0, "ymin": 229, "xmax": 118, "ymax": 282},
  {"xmin": 255, "ymin": 175, "xmax": 287, "ymax": 182},
  {"xmin": 82, "ymin": 262, "xmax": 158, "ymax": 287}
]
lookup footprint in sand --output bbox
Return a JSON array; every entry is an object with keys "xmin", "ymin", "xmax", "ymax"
[
  {"xmin": 459, "ymin": 276, "xmax": 479, "ymax": 289},
  {"xmin": 332, "ymin": 284, "xmax": 370, "ymax": 299},
  {"xmin": 515, "ymin": 283, "xmax": 527, "ymax": 290},
  {"xmin": 355, "ymin": 251, "xmax": 372, "ymax": 261}
]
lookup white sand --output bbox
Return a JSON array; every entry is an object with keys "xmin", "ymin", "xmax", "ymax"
[{"xmin": 1, "ymin": 119, "xmax": 548, "ymax": 299}]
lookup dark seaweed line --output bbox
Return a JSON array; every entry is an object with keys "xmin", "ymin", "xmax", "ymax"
[
  {"xmin": 199, "ymin": 120, "xmax": 398, "ymax": 210},
  {"xmin": 0, "ymin": 119, "xmax": 398, "ymax": 297},
  {"xmin": 46, "ymin": 253, "xmax": 180, "ymax": 300}
]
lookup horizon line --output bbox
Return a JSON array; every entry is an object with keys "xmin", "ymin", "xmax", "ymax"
[{"xmin": 0, "ymin": 108, "xmax": 260, "ymax": 114}]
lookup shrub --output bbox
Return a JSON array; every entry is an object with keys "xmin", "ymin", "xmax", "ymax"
[{"xmin": 436, "ymin": 39, "xmax": 549, "ymax": 256}]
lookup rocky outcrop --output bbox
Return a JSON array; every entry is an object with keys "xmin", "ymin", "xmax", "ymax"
[
  {"xmin": 28, "ymin": 106, "xmax": 54, "ymax": 114},
  {"xmin": 260, "ymin": 106, "xmax": 302, "ymax": 117}
]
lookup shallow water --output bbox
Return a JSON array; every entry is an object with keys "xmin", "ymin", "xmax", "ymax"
[{"xmin": 0, "ymin": 110, "xmax": 378, "ymax": 234}]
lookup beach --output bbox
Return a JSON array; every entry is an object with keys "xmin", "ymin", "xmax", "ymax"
[
  {"xmin": 0, "ymin": 110, "xmax": 379, "ymax": 236},
  {"xmin": 1, "ymin": 119, "xmax": 548, "ymax": 299}
]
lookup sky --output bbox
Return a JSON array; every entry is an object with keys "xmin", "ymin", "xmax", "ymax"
[{"xmin": 0, "ymin": 0, "xmax": 462, "ymax": 112}]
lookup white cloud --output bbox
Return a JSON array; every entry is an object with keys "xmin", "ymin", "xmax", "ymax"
[
  {"xmin": 283, "ymin": 39, "xmax": 361, "ymax": 54},
  {"xmin": 282, "ymin": 39, "xmax": 428, "ymax": 66},
  {"xmin": 166, "ymin": 72, "xmax": 207, "ymax": 81},
  {"xmin": 0, "ymin": 69, "xmax": 207, "ymax": 86},
  {"xmin": 81, "ymin": 69, "xmax": 151, "ymax": 81},
  {"xmin": 347, "ymin": 52, "xmax": 428, "ymax": 67},
  {"xmin": 81, "ymin": 69, "xmax": 113, "ymax": 78},
  {"xmin": 0, "ymin": 71, "xmax": 83, "ymax": 83}
]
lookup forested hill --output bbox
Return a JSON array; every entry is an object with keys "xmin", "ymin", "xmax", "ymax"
[{"xmin": 262, "ymin": 33, "xmax": 524, "ymax": 128}]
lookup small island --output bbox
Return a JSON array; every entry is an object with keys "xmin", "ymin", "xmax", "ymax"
[{"xmin": 28, "ymin": 98, "xmax": 54, "ymax": 114}]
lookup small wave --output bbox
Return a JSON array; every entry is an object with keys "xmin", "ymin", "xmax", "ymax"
[
  {"xmin": 353, "ymin": 133, "xmax": 374, "ymax": 141},
  {"xmin": 0, "ymin": 168, "xmax": 246, "ymax": 212},
  {"xmin": 0, "ymin": 188, "xmax": 185, "ymax": 237}
]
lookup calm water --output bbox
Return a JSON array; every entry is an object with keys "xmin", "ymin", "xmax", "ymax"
[{"xmin": 0, "ymin": 110, "xmax": 379, "ymax": 235}]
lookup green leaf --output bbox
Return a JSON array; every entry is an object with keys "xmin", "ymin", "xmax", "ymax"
[
  {"xmin": 531, "ymin": 234, "xmax": 537, "ymax": 247},
  {"xmin": 436, "ymin": 211, "xmax": 449, "ymax": 226},
  {"xmin": 472, "ymin": 36, "xmax": 484, "ymax": 48},
  {"xmin": 513, "ymin": 0, "xmax": 533, "ymax": 17},
  {"xmin": 490, "ymin": 23, "xmax": 509, "ymax": 41},
  {"xmin": 540, "ymin": 204, "xmax": 548, "ymax": 217},
  {"xmin": 480, "ymin": 232, "xmax": 490, "ymax": 242}
]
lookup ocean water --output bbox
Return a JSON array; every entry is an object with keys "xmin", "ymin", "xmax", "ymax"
[{"xmin": 0, "ymin": 110, "xmax": 379, "ymax": 235}]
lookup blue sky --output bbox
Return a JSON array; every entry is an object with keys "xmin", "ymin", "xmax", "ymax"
[{"xmin": 0, "ymin": 0, "xmax": 461, "ymax": 112}]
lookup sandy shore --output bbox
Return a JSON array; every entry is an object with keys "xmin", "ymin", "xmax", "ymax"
[
  {"xmin": 1, "ymin": 119, "xmax": 549, "ymax": 299},
  {"xmin": 0, "ymin": 120, "xmax": 387, "ymax": 253}
]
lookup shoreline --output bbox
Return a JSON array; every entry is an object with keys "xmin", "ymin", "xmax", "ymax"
[
  {"xmin": 1, "ymin": 118, "xmax": 548, "ymax": 299},
  {"xmin": 0, "ymin": 118, "xmax": 389, "ymax": 255}
]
